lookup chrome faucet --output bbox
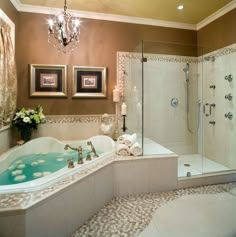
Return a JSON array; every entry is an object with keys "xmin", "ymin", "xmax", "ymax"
[
  {"xmin": 64, "ymin": 144, "xmax": 84, "ymax": 164},
  {"xmin": 87, "ymin": 141, "xmax": 99, "ymax": 158}
]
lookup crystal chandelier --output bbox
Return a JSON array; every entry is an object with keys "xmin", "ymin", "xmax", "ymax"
[{"xmin": 48, "ymin": 0, "xmax": 80, "ymax": 53}]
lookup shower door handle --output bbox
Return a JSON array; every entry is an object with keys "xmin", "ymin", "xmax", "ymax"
[
  {"xmin": 203, "ymin": 103, "xmax": 209, "ymax": 116},
  {"xmin": 209, "ymin": 103, "xmax": 215, "ymax": 116}
]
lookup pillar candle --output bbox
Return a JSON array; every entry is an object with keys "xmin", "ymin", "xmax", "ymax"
[
  {"xmin": 113, "ymin": 86, "xmax": 120, "ymax": 102},
  {"xmin": 121, "ymin": 103, "xmax": 127, "ymax": 115}
]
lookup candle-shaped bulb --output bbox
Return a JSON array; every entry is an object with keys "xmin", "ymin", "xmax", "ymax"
[
  {"xmin": 121, "ymin": 103, "xmax": 127, "ymax": 115},
  {"xmin": 113, "ymin": 86, "xmax": 120, "ymax": 102}
]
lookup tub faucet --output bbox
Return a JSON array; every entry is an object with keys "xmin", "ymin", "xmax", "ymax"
[
  {"xmin": 64, "ymin": 144, "xmax": 84, "ymax": 164},
  {"xmin": 87, "ymin": 141, "xmax": 99, "ymax": 158}
]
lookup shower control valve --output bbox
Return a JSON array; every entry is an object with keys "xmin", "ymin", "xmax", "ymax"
[
  {"xmin": 225, "ymin": 93, "xmax": 233, "ymax": 101},
  {"xmin": 224, "ymin": 112, "xmax": 233, "ymax": 120},
  {"xmin": 225, "ymin": 74, "xmax": 233, "ymax": 82},
  {"xmin": 209, "ymin": 85, "xmax": 216, "ymax": 89},
  {"xmin": 209, "ymin": 121, "xmax": 216, "ymax": 125}
]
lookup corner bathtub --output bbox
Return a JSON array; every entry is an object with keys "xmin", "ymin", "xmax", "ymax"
[{"xmin": 0, "ymin": 135, "xmax": 115, "ymax": 194}]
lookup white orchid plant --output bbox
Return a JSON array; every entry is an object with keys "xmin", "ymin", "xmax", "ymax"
[{"xmin": 11, "ymin": 105, "xmax": 46, "ymax": 132}]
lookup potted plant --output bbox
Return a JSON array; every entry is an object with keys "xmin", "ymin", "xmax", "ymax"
[{"xmin": 11, "ymin": 105, "xmax": 46, "ymax": 143}]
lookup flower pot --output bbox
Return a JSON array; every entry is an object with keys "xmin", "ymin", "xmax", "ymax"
[{"xmin": 20, "ymin": 127, "xmax": 32, "ymax": 143}]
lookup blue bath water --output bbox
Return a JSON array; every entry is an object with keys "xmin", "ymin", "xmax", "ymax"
[{"xmin": 0, "ymin": 149, "xmax": 100, "ymax": 185}]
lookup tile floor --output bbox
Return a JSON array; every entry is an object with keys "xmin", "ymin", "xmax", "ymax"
[
  {"xmin": 72, "ymin": 182, "xmax": 236, "ymax": 237},
  {"xmin": 178, "ymin": 154, "xmax": 230, "ymax": 177}
]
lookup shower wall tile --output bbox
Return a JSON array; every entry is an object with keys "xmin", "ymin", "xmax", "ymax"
[
  {"xmin": 122, "ymin": 53, "xmax": 199, "ymax": 155},
  {"xmin": 119, "ymin": 44, "xmax": 236, "ymax": 171},
  {"xmin": 201, "ymin": 44, "xmax": 236, "ymax": 169}
]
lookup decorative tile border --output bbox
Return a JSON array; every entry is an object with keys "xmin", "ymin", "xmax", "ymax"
[
  {"xmin": 200, "ymin": 42, "xmax": 236, "ymax": 62},
  {"xmin": 45, "ymin": 114, "xmax": 115, "ymax": 124}
]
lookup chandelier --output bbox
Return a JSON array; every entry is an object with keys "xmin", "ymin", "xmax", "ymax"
[{"xmin": 48, "ymin": 0, "xmax": 80, "ymax": 53}]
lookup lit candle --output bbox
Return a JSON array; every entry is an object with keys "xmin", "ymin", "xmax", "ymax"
[
  {"xmin": 113, "ymin": 86, "xmax": 120, "ymax": 102},
  {"xmin": 121, "ymin": 103, "xmax": 127, "ymax": 115}
]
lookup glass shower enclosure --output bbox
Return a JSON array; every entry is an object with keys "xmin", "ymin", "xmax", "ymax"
[{"xmin": 119, "ymin": 40, "xmax": 236, "ymax": 178}]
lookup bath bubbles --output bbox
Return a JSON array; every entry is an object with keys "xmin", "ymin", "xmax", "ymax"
[
  {"xmin": 11, "ymin": 170, "xmax": 23, "ymax": 176},
  {"xmin": 17, "ymin": 164, "xmax": 26, "ymax": 169},
  {"xmin": 14, "ymin": 175, "xmax": 26, "ymax": 182},
  {"xmin": 43, "ymin": 172, "xmax": 51, "ymax": 176},
  {"xmin": 38, "ymin": 159, "xmax": 45, "ymax": 164},
  {"xmin": 8, "ymin": 165, "xmax": 15, "ymax": 170},
  {"xmin": 33, "ymin": 172, "xmax": 43, "ymax": 178},
  {"xmin": 31, "ymin": 161, "xmax": 39, "ymax": 167},
  {"xmin": 41, "ymin": 152, "xmax": 48, "ymax": 155},
  {"xmin": 56, "ymin": 157, "xmax": 64, "ymax": 162},
  {"xmin": 15, "ymin": 160, "xmax": 23, "ymax": 164}
]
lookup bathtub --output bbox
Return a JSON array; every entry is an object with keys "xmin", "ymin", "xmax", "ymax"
[{"xmin": 0, "ymin": 135, "xmax": 115, "ymax": 193}]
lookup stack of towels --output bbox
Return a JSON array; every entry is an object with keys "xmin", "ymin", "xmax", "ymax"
[{"xmin": 116, "ymin": 133, "xmax": 142, "ymax": 156}]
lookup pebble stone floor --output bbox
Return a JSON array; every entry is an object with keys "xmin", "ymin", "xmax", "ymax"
[{"xmin": 72, "ymin": 182, "xmax": 236, "ymax": 237}]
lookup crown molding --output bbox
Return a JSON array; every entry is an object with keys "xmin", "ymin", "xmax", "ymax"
[
  {"xmin": 0, "ymin": 8, "xmax": 15, "ymax": 50},
  {"xmin": 197, "ymin": 0, "xmax": 236, "ymax": 30},
  {"xmin": 10, "ymin": 0, "xmax": 236, "ymax": 31},
  {"xmin": 10, "ymin": 0, "xmax": 196, "ymax": 30}
]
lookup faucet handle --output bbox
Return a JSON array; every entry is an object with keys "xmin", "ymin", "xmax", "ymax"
[
  {"xmin": 67, "ymin": 158, "xmax": 74, "ymax": 168},
  {"xmin": 86, "ymin": 152, "xmax": 92, "ymax": 161},
  {"xmin": 87, "ymin": 141, "xmax": 99, "ymax": 158}
]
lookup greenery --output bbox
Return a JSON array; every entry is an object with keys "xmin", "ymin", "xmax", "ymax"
[{"xmin": 11, "ymin": 105, "xmax": 46, "ymax": 132}]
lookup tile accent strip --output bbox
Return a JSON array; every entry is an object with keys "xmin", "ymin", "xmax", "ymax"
[{"xmin": 45, "ymin": 114, "xmax": 115, "ymax": 124}]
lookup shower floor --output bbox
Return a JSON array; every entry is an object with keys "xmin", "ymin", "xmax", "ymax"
[
  {"xmin": 178, "ymin": 154, "xmax": 230, "ymax": 177},
  {"xmin": 141, "ymin": 138, "xmax": 230, "ymax": 177}
]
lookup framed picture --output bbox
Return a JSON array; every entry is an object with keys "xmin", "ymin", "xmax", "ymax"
[
  {"xmin": 30, "ymin": 64, "xmax": 67, "ymax": 97},
  {"xmin": 73, "ymin": 66, "xmax": 107, "ymax": 98}
]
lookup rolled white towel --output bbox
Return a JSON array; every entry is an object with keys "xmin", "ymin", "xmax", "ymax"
[
  {"xmin": 124, "ymin": 133, "xmax": 137, "ymax": 147},
  {"xmin": 130, "ymin": 142, "xmax": 142, "ymax": 156},
  {"xmin": 116, "ymin": 144, "xmax": 130, "ymax": 156},
  {"xmin": 117, "ymin": 134, "xmax": 130, "ymax": 144}
]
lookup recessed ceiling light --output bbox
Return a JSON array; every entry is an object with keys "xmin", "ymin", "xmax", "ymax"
[{"xmin": 177, "ymin": 5, "xmax": 184, "ymax": 10}]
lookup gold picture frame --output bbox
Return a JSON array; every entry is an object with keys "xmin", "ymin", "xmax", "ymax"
[
  {"xmin": 72, "ymin": 66, "xmax": 107, "ymax": 98},
  {"xmin": 30, "ymin": 64, "xmax": 67, "ymax": 97}
]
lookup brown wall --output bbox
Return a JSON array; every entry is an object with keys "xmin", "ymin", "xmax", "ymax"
[
  {"xmin": 16, "ymin": 12, "xmax": 197, "ymax": 115},
  {"xmin": 197, "ymin": 8, "xmax": 236, "ymax": 55}
]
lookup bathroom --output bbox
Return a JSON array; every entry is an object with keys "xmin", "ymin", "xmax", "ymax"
[{"xmin": 0, "ymin": 0, "xmax": 236, "ymax": 236}]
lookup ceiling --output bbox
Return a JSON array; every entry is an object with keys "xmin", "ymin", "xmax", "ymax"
[{"xmin": 19, "ymin": 0, "xmax": 233, "ymax": 24}]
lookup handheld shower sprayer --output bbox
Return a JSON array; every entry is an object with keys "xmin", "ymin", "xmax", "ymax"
[{"xmin": 183, "ymin": 63, "xmax": 190, "ymax": 82}]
